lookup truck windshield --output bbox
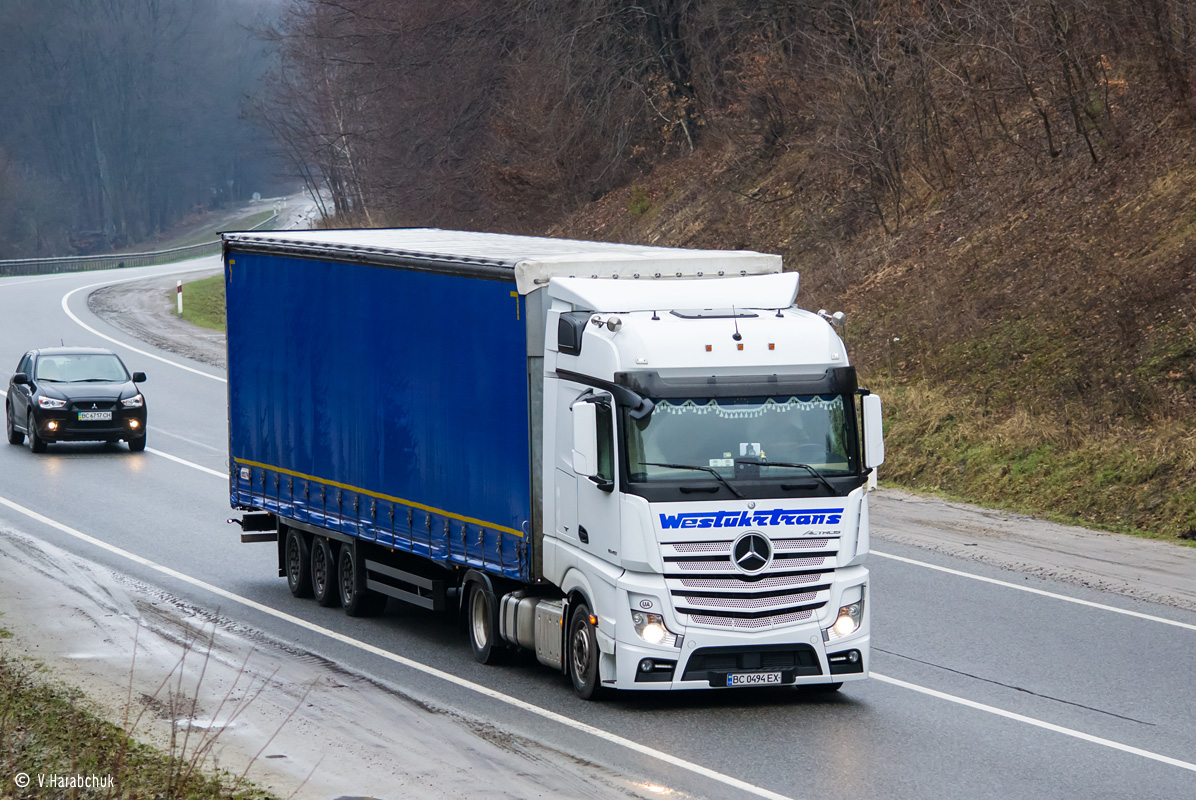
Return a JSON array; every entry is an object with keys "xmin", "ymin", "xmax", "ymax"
[{"xmin": 624, "ymin": 395, "xmax": 858, "ymax": 485}]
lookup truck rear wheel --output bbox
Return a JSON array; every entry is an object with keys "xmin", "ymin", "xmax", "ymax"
[
  {"xmin": 285, "ymin": 528, "xmax": 313, "ymax": 598},
  {"xmin": 338, "ymin": 543, "xmax": 384, "ymax": 617},
  {"xmin": 568, "ymin": 603, "xmax": 603, "ymax": 700},
  {"xmin": 467, "ymin": 583, "xmax": 502, "ymax": 664},
  {"xmin": 311, "ymin": 538, "xmax": 339, "ymax": 607}
]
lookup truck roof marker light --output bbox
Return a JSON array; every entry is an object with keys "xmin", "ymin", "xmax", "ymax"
[
  {"xmin": 705, "ymin": 345, "xmax": 712, "ymax": 352},
  {"xmin": 769, "ymin": 343, "xmax": 775, "ymax": 350},
  {"xmin": 737, "ymin": 343, "xmax": 744, "ymax": 351}
]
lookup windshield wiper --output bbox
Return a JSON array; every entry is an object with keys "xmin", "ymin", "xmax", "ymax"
[
  {"xmin": 73, "ymin": 378, "xmax": 116, "ymax": 382},
  {"xmin": 638, "ymin": 462, "xmax": 745, "ymax": 499},
  {"xmin": 755, "ymin": 461, "xmax": 838, "ymax": 495}
]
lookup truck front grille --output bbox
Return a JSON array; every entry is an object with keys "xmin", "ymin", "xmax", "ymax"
[{"xmin": 662, "ymin": 532, "xmax": 838, "ymax": 630}]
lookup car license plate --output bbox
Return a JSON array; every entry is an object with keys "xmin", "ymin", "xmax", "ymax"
[
  {"xmin": 726, "ymin": 671, "xmax": 783, "ymax": 687},
  {"xmin": 77, "ymin": 411, "xmax": 112, "ymax": 421}
]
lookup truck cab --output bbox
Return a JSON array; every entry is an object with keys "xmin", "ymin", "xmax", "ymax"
[{"xmin": 539, "ymin": 273, "xmax": 883, "ymax": 693}]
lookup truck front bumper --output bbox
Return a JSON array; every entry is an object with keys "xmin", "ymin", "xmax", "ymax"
[{"xmin": 605, "ymin": 568, "xmax": 870, "ymax": 691}]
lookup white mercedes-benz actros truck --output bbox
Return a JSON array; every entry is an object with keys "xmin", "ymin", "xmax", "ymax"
[{"xmin": 224, "ymin": 229, "xmax": 884, "ymax": 699}]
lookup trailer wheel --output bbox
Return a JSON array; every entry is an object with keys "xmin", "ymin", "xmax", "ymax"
[
  {"xmin": 568, "ymin": 603, "xmax": 603, "ymax": 700},
  {"xmin": 311, "ymin": 538, "xmax": 339, "ymax": 607},
  {"xmin": 338, "ymin": 543, "xmax": 384, "ymax": 617},
  {"xmin": 467, "ymin": 583, "xmax": 502, "ymax": 664},
  {"xmin": 285, "ymin": 529, "xmax": 313, "ymax": 598}
]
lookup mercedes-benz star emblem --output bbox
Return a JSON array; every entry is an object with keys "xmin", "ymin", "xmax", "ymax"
[{"xmin": 732, "ymin": 532, "xmax": 773, "ymax": 574}]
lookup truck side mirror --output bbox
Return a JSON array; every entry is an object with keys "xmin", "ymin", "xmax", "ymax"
[
  {"xmin": 132, "ymin": 371, "xmax": 147, "ymax": 383},
  {"xmin": 12, "ymin": 373, "xmax": 28, "ymax": 385},
  {"xmin": 862, "ymin": 394, "xmax": 885, "ymax": 469},
  {"xmin": 571, "ymin": 401, "xmax": 599, "ymax": 478}
]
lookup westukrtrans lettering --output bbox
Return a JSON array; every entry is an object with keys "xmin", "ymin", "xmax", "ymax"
[{"xmin": 658, "ymin": 509, "xmax": 843, "ymax": 529}]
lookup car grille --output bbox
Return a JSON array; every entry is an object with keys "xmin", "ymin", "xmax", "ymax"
[
  {"xmin": 66, "ymin": 400, "xmax": 120, "ymax": 428},
  {"xmin": 663, "ymin": 533, "xmax": 838, "ymax": 630}
]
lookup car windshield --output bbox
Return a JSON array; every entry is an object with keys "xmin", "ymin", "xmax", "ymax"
[
  {"xmin": 625, "ymin": 395, "xmax": 857, "ymax": 483},
  {"xmin": 36, "ymin": 354, "xmax": 127, "ymax": 383}
]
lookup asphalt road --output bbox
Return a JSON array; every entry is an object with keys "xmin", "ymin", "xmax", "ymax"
[{"xmin": 2, "ymin": 260, "xmax": 1195, "ymax": 800}]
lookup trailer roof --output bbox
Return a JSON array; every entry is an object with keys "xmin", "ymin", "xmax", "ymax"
[{"xmin": 221, "ymin": 228, "xmax": 782, "ymax": 294}]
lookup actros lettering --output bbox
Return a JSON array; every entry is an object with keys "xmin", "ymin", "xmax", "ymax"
[{"xmin": 659, "ymin": 509, "xmax": 844, "ymax": 529}]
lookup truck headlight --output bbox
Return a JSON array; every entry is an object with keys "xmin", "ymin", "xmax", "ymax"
[
  {"xmin": 824, "ymin": 587, "xmax": 865, "ymax": 641},
  {"xmin": 121, "ymin": 394, "xmax": 144, "ymax": 408},
  {"xmin": 38, "ymin": 396, "xmax": 66, "ymax": 409},
  {"xmin": 632, "ymin": 611, "xmax": 680, "ymax": 647}
]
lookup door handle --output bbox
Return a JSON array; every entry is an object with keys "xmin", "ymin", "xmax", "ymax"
[{"xmin": 578, "ymin": 526, "xmax": 589, "ymax": 544}]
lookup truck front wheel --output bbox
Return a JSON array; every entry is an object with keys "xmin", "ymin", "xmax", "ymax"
[
  {"xmin": 568, "ymin": 603, "xmax": 603, "ymax": 700},
  {"xmin": 285, "ymin": 528, "xmax": 313, "ymax": 598}
]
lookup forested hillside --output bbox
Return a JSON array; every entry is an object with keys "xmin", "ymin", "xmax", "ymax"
[
  {"xmin": 0, "ymin": 0, "xmax": 281, "ymax": 258},
  {"xmin": 266, "ymin": 0, "xmax": 1196, "ymax": 540}
]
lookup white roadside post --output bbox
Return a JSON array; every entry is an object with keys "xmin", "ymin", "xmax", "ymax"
[{"xmin": 177, "ymin": 280, "xmax": 182, "ymax": 315}]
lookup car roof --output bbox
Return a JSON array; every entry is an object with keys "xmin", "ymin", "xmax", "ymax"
[{"xmin": 31, "ymin": 347, "xmax": 120, "ymax": 357}]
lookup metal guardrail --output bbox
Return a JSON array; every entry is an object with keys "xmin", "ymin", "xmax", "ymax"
[{"xmin": 0, "ymin": 212, "xmax": 278, "ymax": 278}]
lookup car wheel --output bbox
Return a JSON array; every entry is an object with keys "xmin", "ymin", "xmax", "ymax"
[
  {"xmin": 284, "ymin": 528, "xmax": 313, "ymax": 598},
  {"xmin": 26, "ymin": 412, "xmax": 45, "ymax": 453},
  {"xmin": 467, "ymin": 582, "xmax": 503, "ymax": 664},
  {"xmin": 128, "ymin": 433, "xmax": 147, "ymax": 452},
  {"xmin": 6, "ymin": 404, "xmax": 23, "ymax": 445},
  {"xmin": 338, "ymin": 543, "xmax": 384, "ymax": 617},
  {"xmin": 311, "ymin": 538, "xmax": 339, "ymax": 607},
  {"xmin": 568, "ymin": 602, "xmax": 604, "ymax": 700}
]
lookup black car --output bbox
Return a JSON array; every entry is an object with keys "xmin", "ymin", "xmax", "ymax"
[{"xmin": 6, "ymin": 347, "xmax": 148, "ymax": 452}]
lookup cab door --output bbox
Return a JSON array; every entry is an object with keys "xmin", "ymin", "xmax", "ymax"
[{"xmin": 573, "ymin": 395, "xmax": 620, "ymax": 566}]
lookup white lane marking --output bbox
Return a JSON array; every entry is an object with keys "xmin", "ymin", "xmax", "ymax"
[
  {"xmin": 59, "ymin": 270, "xmax": 227, "ymax": 383},
  {"xmin": 873, "ymin": 550, "xmax": 1196, "ymax": 633},
  {"xmin": 871, "ymin": 673, "xmax": 1196, "ymax": 773},
  {"xmin": 0, "ymin": 494, "xmax": 795, "ymax": 800},
  {"xmin": 146, "ymin": 447, "xmax": 226, "ymax": 479}
]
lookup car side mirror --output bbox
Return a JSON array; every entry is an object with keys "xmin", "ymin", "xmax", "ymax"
[
  {"xmin": 132, "ymin": 372, "xmax": 147, "ymax": 383},
  {"xmin": 571, "ymin": 400, "xmax": 599, "ymax": 478},
  {"xmin": 12, "ymin": 373, "xmax": 28, "ymax": 385},
  {"xmin": 862, "ymin": 394, "xmax": 885, "ymax": 469}
]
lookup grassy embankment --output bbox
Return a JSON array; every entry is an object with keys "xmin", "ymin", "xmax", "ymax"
[{"xmin": 0, "ymin": 626, "xmax": 275, "ymax": 800}]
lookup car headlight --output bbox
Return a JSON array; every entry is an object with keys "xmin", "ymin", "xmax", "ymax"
[
  {"xmin": 121, "ymin": 394, "xmax": 144, "ymax": 408},
  {"xmin": 38, "ymin": 396, "xmax": 66, "ymax": 409},
  {"xmin": 824, "ymin": 587, "xmax": 865, "ymax": 641},
  {"xmin": 631, "ymin": 611, "xmax": 681, "ymax": 647}
]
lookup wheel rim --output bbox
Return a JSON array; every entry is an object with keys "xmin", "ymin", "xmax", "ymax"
[
  {"xmin": 340, "ymin": 557, "xmax": 355, "ymax": 603},
  {"xmin": 286, "ymin": 537, "xmax": 300, "ymax": 584},
  {"xmin": 571, "ymin": 623, "xmax": 591, "ymax": 685},
  {"xmin": 313, "ymin": 546, "xmax": 327, "ymax": 595},
  {"xmin": 470, "ymin": 589, "xmax": 489, "ymax": 650}
]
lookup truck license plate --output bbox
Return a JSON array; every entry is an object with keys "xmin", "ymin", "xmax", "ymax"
[
  {"xmin": 726, "ymin": 671, "xmax": 783, "ymax": 687},
  {"xmin": 77, "ymin": 411, "xmax": 112, "ymax": 421}
]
